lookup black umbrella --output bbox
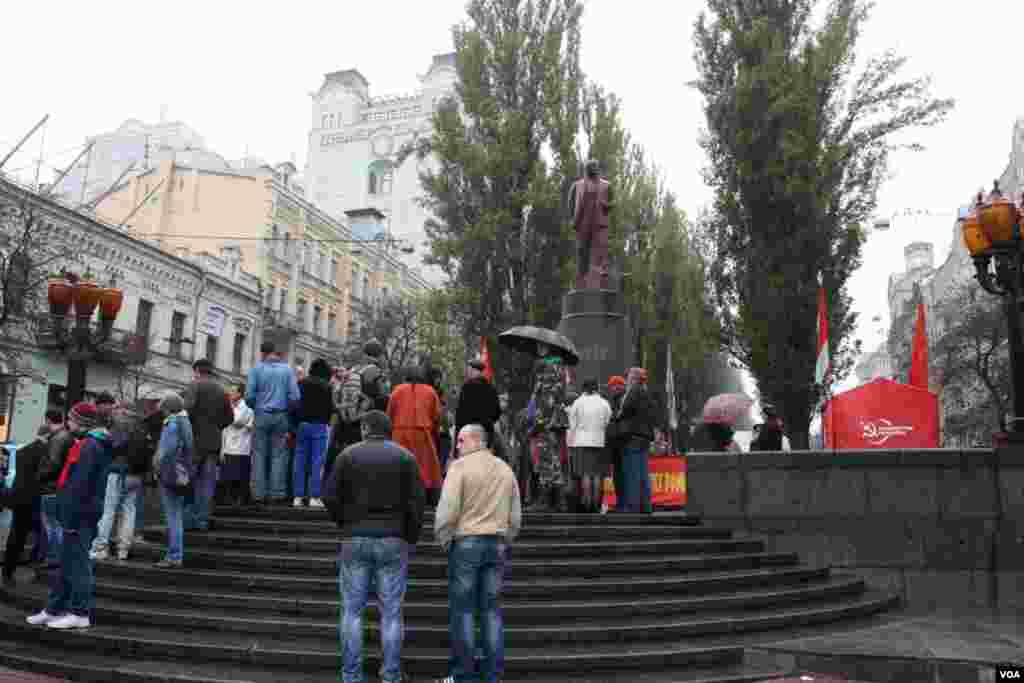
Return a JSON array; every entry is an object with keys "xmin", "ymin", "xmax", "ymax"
[{"xmin": 498, "ymin": 326, "xmax": 580, "ymax": 366}]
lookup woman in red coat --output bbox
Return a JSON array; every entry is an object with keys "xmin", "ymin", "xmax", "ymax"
[{"xmin": 386, "ymin": 367, "xmax": 443, "ymax": 504}]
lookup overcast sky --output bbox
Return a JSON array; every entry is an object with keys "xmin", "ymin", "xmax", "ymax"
[{"xmin": 2, "ymin": 0, "xmax": 1023, "ymax": 405}]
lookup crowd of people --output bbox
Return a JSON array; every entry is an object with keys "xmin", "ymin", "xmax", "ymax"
[{"xmin": 0, "ymin": 337, "xmax": 673, "ymax": 682}]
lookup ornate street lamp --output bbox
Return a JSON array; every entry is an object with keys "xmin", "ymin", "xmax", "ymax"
[
  {"xmin": 961, "ymin": 181, "xmax": 1024, "ymax": 432},
  {"xmin": 40, "ymin": 269, "xmax": 124, "ymax": 409}
]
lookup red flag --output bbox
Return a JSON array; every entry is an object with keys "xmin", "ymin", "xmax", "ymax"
[
  {"xmin": 815, "ymin": 285, "xmax": 829, "ymax": 384},
  {"xmin": 479, "ymin": 336, "xmax": 494, "ymax": 383},
  {"xmin": 909, "ymin": 302, "xmax": 929, "ymax": 389}
]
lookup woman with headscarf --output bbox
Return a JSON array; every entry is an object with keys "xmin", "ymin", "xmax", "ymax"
[
  {"xmin": 153, "ymin": 393, "xmax": 194, "ymax": 569},
  {"xmin": 386, "ymin": 365, "xmax": 443, "ymax": 504}
]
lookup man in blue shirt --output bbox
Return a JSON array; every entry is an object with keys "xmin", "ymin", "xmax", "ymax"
[{"xmin": 246, "ymin": 341, "xmax": 300, "ymax": 504}]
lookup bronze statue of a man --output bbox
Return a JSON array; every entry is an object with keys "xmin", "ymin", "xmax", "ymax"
[{"xmin": 568, "ymin": 159, "xmax": 614, "ymax": 290}]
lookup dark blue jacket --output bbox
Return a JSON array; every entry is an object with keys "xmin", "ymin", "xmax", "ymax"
[{"xmin": 57, "ymin": 429, "xmax": 114, "ymax": 531}]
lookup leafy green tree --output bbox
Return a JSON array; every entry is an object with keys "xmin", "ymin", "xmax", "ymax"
[
  {"xmin": 414, "ymin": 287, "xmax": 472, "ymax": 398},
  {"xmin": 399, "ymin": 0, "xmax": 585, "ymax": 408},
  {"xmin": 692, "ymin": 0, "xmax": 953, "ymax": 447}
]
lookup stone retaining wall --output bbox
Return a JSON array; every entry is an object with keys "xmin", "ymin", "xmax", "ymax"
[{"xmin": 685, "ymin": 448, "xmax": 1024, "ymax": 610}]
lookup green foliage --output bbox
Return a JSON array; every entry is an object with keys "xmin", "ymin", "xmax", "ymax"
[
  {"xmin": 692, "ymin": 0, "xmax": 953, "ymax": 447},
  {"xmin": 398, "ymin": 0, "xmax": 585, "ymax": 407},
  {"xmin": 413, "ymin": 287, "xmax": 473, "ymax": 397}
]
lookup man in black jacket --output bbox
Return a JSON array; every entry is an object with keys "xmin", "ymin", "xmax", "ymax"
[
  {"xmin": 454, "ymin": 359, "xmax": 502, "ymax": 461},
  {"xmin": 323, "ymin": 410, "xmax": 424, "ymax": 683},
  {"xmin": 183, "ymin": 359, "xmax": 233, "ymax": 531},
  {"xmin": 2, "ymin": 438, "xmax": 46, "ymax": 587}
]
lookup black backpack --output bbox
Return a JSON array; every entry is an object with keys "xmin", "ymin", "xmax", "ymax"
[{"xmin": 358, "ymin": 364, "xmax": 390, "ymax": 410}]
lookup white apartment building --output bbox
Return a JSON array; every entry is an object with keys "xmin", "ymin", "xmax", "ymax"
[
  {"xmin": 303, "ymin": 54, "xmax": 457, "ymax": 282},
  {"xmin": 53, "ymin": 118, "xmax": 233, "ymax": 206}
]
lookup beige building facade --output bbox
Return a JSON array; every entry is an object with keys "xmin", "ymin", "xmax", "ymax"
[{"xmin": 95, "ymin": 158, "xmax": 430, "ymax": 368}]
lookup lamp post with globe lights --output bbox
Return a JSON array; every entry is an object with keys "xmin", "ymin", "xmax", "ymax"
[
  {"xmin": 960, "ymin": 181, "xmax": 1024, "ymax": 434},
  {"xmin": 37, "ymin": 268, "xmax": 125, "ymax": 410}
]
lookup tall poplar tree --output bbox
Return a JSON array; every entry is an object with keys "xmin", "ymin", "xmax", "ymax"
[
  {"xmin": 692, "ymin": 0, "xmax": 953, "ymax": 446},
  {"xmin": 400, "ymin": 0, "xmax": 584, "ymax": 406}
]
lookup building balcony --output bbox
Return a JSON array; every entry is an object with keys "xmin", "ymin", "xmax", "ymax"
[
  {"xmin": 262, "ymin": 308, "xmax": 303, "ymax": 333},
  {"xmin": 33, "ymin": 315, "xmax": 149, "ymax": 366}
]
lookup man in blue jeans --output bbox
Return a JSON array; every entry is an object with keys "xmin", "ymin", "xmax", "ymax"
[
  {"xmin": 324, "ymin": 410, "xmax": 425, "ymax": 683},
  {"xmin": 435, "ymin": 424, "xmax": 522, "ymax": 683},
  {"xmin": 246, "ymin": 341, "xmax": 300, "ymax": 504}
]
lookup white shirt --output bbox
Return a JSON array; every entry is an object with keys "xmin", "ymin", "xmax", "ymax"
[
  {"xmin": 221, "ymin": 400, "xmax": 254, "ymax": 456},
  {"xmin": 568, "ymin": 393, "xmax": 613, "ymax": 448}
]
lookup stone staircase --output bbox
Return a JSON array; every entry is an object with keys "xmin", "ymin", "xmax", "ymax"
[{"xmin": 0, "ymin": 507, "xmax": 899, "ymax": 682}]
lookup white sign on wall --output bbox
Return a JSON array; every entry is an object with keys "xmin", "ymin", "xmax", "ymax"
[{"xmin": 202, "ymin": 305, "xmax": 227, "ymax": 337}]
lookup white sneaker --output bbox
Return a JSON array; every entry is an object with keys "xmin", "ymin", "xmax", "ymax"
[
  {"xmin": 308, "ymin": 498, "xmax": 324, "ymax": 509},
  {"xmin": 26, "ymin": 610, "xmax": 59, "ymax": 626},
  {"xmin": 90, "ymin": 548, "xmax": 109, "ymax": 561},
  {"xmin": 292, "ymin": 497, "xmax": 304, "ymax": 508},
  {"xmin": 47, "ymin": 614, "xmax": 91, "ymax": 629}
]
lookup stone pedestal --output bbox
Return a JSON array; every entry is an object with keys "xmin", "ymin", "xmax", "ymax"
[{"xmin": 557, "ymin": 289, "xmax": 634, "ymax": 388}]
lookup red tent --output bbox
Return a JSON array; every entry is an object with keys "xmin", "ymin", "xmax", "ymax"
[{"xmin": 823, "ymin": 378, "xmax": 939, "ymax": 449}]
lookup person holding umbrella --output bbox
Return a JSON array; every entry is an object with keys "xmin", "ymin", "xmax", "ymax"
[
  {"xmin": 497, "ymin": 327, "xmax": 579, "ymax": 513},
  {"xmin": 690, "ymin": 393, "xmax": 752, "ymax": 453}
]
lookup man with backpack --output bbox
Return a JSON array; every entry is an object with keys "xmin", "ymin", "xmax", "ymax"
[
  {"xmin": 346, "ymin": 339, "xmax": 391, "ymax": 413},
  {"xmin": 89, "ymin": 405, "xmax": 152, "ymax": 561},
  {"xmin": 27, "ymin": 402, "xmax": 114, "ymax": 630}
]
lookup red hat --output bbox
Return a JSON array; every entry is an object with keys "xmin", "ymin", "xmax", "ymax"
[
  {"xmin": 607, "ymin": 375, "xmax": 626, "ymax": 387},
  {"xmin": 68, "ymin": 402, "xmax": 103, "ymax": 431}
]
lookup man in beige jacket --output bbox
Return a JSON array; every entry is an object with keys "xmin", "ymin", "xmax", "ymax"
[{"xmin": 435, "ymin": 423, "xmax": 521, "ymax": 683}]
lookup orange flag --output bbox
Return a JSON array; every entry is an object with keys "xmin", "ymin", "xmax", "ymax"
[
  {"xmin": 909, "ymin": 302, "xmax": 929, "ymax": 390},
  {"xmin": 480, "ymin": 336, "xmax": 495, "ymax": 383}
]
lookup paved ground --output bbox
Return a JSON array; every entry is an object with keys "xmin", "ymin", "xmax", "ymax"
[
  {"xmin": 0, "ymin": 667, "xmax": 64, "ymax": 682},
  {"xmin": 752, "ymin": 607, "xmax": 1024, "ymax": 682}
]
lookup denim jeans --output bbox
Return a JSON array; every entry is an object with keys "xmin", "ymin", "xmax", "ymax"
[
  {"xmin": 46, "ymin": 526, "xmax": 94, "ymax": 618},
  {"xmin": 40, "ymin": 495, "xmax": 63, "ymax": 577},
  {"xmin": 183, "ymin": 460, "xmax": 218, "ymax": 530},
  {"xmin": 293, "ymin": 422, "xmax": 329, "ymax": 498},
  {"xmin": 449, "ymin": 535, "xmax": 508, "ymax": 683},
  {"xmin": 620, "ymin": 441, "xmax": 652, "ymax": 513},
  {"xmin": 252, "ymin": 413, "xmax": 290, "ymax": 500},
  {"xmin": 92, "ymin": 472, "xmax": 141, "ymax": 552},
  {"xmin": 159, "ymin": 486, "xmax": 185, "ymax": 562},
  {"xmin": 339, "ymin": 537, "xmax": 410, "ymax": 683}
]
